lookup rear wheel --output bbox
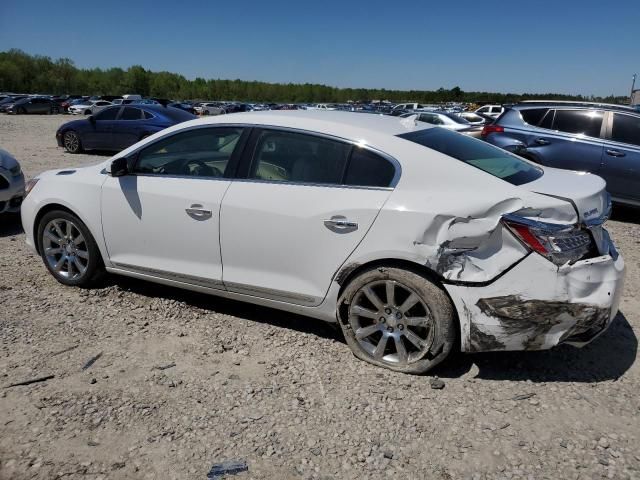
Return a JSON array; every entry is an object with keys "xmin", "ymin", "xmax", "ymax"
[
  {"xmin": 63, "ymin": 130, "xmax": 82, "ymax": 153},
  {"xmin": 338, "ymin": 267, "xmax": 456, "ymax": 374},
  {"xmin": 37, "ymin": 210, "xmax": 104, "ymax": 287}
]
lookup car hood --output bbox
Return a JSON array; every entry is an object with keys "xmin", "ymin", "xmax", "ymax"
[{"xmin": 524, "ymin": 166, "xmax": 609, "ymax": 224}]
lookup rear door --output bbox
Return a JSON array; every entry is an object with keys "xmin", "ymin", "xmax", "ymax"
[
  {"xmin": 526, "ymin": 109, "xmax": 605, "ymax": 172},
  {"xmin": 601, "ymin": 112, "xmax": 640, "ymax": 202},
  {"xmin": 219, "ymin": 128, "xmax": 397, "ymax": 306}
]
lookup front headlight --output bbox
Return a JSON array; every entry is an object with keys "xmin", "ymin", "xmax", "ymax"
[{"xmin": 24, "ymin": 178, "xmax": 40, "ymax": 198}]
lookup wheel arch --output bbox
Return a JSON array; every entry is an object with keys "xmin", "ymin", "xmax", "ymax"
[{"xmin": 32, "ymin": 203, "xmax": 102, "ymax": 260}]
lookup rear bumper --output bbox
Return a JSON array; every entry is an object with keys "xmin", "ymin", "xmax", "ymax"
[{"xmin": 445, "ymin": 249, "xmax": 625, "ymax": 352}]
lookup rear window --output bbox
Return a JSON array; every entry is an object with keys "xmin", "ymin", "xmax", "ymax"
[{"xmin": 398, "ymin": 128, "xmax": 543, "ymax": 185}]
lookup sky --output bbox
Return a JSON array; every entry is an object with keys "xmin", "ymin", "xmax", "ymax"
[{"xmin": 0, "ymin": 0, "xmax": 638, "ymax": 96}]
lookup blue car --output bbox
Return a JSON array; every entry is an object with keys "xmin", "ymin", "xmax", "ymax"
[
  {"xmin": 482, "ymin": 101, "xmax": 640, "ymax": 207},
  {"xmin": 56, "ymin": 105, "xmax": 196, "ymax": 154}
]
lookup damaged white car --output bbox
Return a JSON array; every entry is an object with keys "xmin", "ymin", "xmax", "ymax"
[{"xmin": 20, "ymin": 111, "xmax": 625, "ymax": 373}]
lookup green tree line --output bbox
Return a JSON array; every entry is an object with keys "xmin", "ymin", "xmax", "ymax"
[{"xmin": 0, "ymin": 49, "xmax": 629, "ymax": 104}]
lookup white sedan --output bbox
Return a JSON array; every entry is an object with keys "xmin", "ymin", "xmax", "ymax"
[
  {"xmin": 68, "ymin": 100, "xmax": 113, "ymax": 115},
  {"xmin": 20, "ymin": 111, "xmax": 625, "ymax": 373}
]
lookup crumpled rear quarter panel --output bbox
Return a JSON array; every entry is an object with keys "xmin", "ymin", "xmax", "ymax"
[{"xmin": 444, "ymin": 251, "xmax": 625, "ymax": 352}]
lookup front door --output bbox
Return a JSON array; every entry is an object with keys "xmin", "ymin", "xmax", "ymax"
[
  {"xmin": 220, "ymin": 128, "xmax": 396, "ymax": 306},
  {"xmin": 101, "ymin": 126, "xmax": 246, "ymax": 288},
  {"xmin": 84, "ymin": 107, "xmax": 121, "ymax": 150}
]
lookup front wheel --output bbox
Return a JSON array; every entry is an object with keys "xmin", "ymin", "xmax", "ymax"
[
  {"xmin": 63, "ymin": 130, "xmax": 82, "ymax": 153},
  {"xmin": 37, "ymin": 210, "xmax": 105, "ymax": 287},
  {"xmin": 338, "ymin": 267, "xmax": 456, "ymax": 374}
]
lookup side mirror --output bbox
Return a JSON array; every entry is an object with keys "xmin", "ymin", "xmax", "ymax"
[
  {"xmin": 88, "ymin": 115, "xmax": 96, "ymax": 123},
  {"xmin": 109, "ymin": 157, "xmax": 129, "ymax": 177}
]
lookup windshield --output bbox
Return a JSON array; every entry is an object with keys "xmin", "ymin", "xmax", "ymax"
[
  {"xmin": 398, "ymin": 128, "xmax": 543, "ymax": 186},
  {"xmin": 443, "ymin": 113, "xmax": 470, "ymax": 124}
]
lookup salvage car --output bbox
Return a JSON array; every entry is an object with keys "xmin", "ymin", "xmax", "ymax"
[
  {"xmin": 0, "ymin": 149, "xmax": 25, "ymax": 214},
  {"xmin": 482, "ymin": 101, "xmax": 640, "ymax": 207},
  {"xmin": 21, "ymin": 111, "xmax": 625, "ymax": 374},
  {"xmin": 56, "ymin": 105, "xmax": 196, "ymax": 153}
]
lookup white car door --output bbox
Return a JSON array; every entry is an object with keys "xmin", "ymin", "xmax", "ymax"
[
  {"xmin": 101, "ymin": 126, "xmax": 247, "ymax": 289},
  {"xmin": 220, "ymin": 128, "xmax": 397, "ymax": 306}
]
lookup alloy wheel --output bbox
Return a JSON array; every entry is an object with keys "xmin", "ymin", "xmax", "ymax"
[
  {"xmin": 42, "ymin": 219, "xmax": 90, "ymax": 280},
  {"xmin": 64, "ymin": 131, "xmax": 80, "ymax": 152},
  {"xmin": 348, "ymin": 280, "xmax": 436, "ymax": 365}
]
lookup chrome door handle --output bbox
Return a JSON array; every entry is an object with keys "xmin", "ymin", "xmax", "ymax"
[
  {"xmin": 535, "ymin": 138, "xmax": 550, "ymax": 145},
  {"xmin": 324, "ymin": 216, "xmax": 358, "ymax": 230},
  {"xmin": 606, "ymin": 149, "xmax": 625, "ymax": 157},
  {"xmin": 185, "ymin": 204, "xmax": 212, "ymax": 220}
]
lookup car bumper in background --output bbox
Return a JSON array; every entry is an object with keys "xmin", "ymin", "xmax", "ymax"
[
  {"xmin": 445, "ymin": 243, "xmax": 625, "ymax": 353},
  {"xmin": 0, "ymin": 170, "xmax": 25, "ymax": 213}
]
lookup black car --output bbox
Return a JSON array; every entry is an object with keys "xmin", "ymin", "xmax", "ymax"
[
  {"xmin": 167, "ymin": 102, "xmax": 196, "ymax": 114},
  {"xmin": 6, "ymin": 97, "xmax": 59, "ymax": 114},
  {"xmin": 0, "ymin": 96, "xmax": 28, "ymax": 113}
]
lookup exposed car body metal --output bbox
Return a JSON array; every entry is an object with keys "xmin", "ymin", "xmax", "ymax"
[{"xmin": 21, "ymin": 111, "xmax": 625, "ymax": 359}]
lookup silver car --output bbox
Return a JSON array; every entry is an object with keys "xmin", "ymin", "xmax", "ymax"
[{"xmin": 0, "ymin": 149, "xmax": 25, "ymax": 214}]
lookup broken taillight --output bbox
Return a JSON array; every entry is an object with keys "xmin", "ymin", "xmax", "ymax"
[{"xmin": 502, "ymin": 214, "xmax": 593, "ymax": 266}]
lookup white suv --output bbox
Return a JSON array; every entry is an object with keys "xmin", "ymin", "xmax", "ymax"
[{"xmin": 475, "ymin": 104, "xmax": 504, "ymax": 118}]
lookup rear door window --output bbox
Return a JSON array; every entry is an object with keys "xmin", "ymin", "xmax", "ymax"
[
  {"xmin": 611, "ymin": 113, "xmax": 640, "ymax": 147},
  {"xmin": 552, "ymin": 110, "xmax": 604, "ymax": 137},
  {"xmin": 398, "ymin": 128, "xmax": 543, "ymax": 185},
  {"xmin": 249, "ymin": 130, "xmax": 350, "ymax": 184}
]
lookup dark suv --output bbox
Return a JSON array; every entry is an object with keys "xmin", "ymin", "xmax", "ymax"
[{"xmin": 482, "ymin": 101, "xmax": 640, "ymax": 206}]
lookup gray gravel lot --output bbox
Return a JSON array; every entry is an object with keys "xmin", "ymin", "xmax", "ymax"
[{"xmin": 0, "ymin": 114, "xmax": 639, "ymax": 480}]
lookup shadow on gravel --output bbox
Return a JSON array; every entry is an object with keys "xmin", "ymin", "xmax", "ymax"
[
  {"xmin": 611, "ymin": 204, "xmax": 640, "ymax": 225},
  {"xmin": 112, "ymin": 276, "xmax": 345, "ymax": 343},
  {"xmin": 0, "ymin": 213, "xmax": 24, "ymax": 237},
  {"xmin": 435, "ymin": 311, "xmax": 636, "ymax": 383}
]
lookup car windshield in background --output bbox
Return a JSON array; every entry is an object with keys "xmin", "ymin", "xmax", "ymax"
[{"xmin": 398, "ymin": 128, "xmax": 543, "ymax": 186}]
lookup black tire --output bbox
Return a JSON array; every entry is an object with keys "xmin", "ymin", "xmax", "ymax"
[
  {"xmin": 63, "ymin": 130, "xmax": 83, "ymax": 153},
  {"xmin": 337, "ymin": 266, "xmax": 456, "ymax": 374},
  {"xmin": 37, "ymin": 210, "xmax": 105, "ymax": 288},
  {"xmin": 18, "ymin": 107, "xmax": 26, "ymax": 114},
  {"xmin": 84, "ymin": 109, "xmax": 91, "ymax": 115}
]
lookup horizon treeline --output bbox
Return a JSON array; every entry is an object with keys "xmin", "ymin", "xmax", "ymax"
[{"xmin": 0, "ymin": 49, "xmax": 629, "ymax": 104}]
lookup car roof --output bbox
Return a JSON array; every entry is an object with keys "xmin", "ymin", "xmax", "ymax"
[
  {"xmin": 191, "ymin": 110, "xmax": 431, "ymax": 140},
  {"xmin": 513, "ymin": 100, "xmax": 637, "ymax": 113}
]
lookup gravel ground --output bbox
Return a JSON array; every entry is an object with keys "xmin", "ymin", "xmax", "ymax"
[{"xmin": 0, "ymin": 115, "xmax": 639, "ymax": 480}]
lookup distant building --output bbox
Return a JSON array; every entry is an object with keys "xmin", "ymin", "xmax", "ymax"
[{"xmin": 632, "ymin": 89, "xmax": 640, "ymax": 105}]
